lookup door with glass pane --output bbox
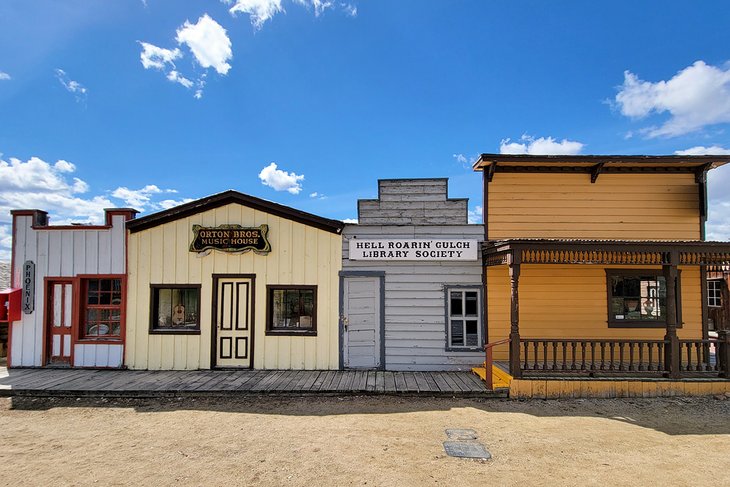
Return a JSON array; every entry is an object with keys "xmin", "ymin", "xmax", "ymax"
[
  {"xmin": 447, "ymin": 289, "xmax": 482, "ymax": 349},
  {"xmin": 213, "ymin": 276, "xmax": 254, "ymax": 368},
  {"xmin": 45, "ymin": 280, "xmax": 73, "ymax": 366}
]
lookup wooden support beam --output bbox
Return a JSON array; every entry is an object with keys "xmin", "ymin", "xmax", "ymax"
[
  {"xmin": 509, "ymin": 256, "xmax": 522, "ymax": 378},
  {"xmin": 663, "ymin": 255, "xmax": 680, "ymax": 379},
  {"xmin": 590, "ymin": 162, "xmax": 604, "ymax": 183}
]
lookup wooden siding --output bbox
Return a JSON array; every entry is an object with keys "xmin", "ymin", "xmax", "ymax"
[
  {"xmin": 488, "ymin": 173, "xmax": 701, "ymax": 240},
  {"xmin": 10, "ymin": 214, "xmax": 127, "ymax": 367},
  {"xmin": 487, "ymin": 265, "xmax": 703, "ymax": 361},
  {"xmin": 343, "ymin": 225, "xmax": 484, "ymax": 371},
  {"xmin": 125, "ymin": 202, "xmax": 342, "ymax": 371},
  {"xmin": 359, "ymin": 179, "xmax": 469, "ymax": 225}
]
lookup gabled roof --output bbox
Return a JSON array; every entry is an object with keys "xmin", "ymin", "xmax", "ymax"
[{"xmin": 126, "ymin": 190, "xmax": 345, "ymax": 234}]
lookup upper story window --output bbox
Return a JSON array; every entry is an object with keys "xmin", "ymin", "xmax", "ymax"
[{"xmin": 708, "ymin": 280, "xmax": 722, "ymax": 308}]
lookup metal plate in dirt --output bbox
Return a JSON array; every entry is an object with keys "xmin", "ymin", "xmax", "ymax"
[
  {"xmin": 445, "ymin": 429, "xmax": 478, "ymax": 440},
  {"xmin": 443, "ymin": 441, "xmax": 491, "ymax": 459}
]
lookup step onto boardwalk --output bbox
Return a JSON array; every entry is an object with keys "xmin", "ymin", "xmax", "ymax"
[{"xmin": 0, "ymin": 368, "xmax": 507, "ymax": 398}]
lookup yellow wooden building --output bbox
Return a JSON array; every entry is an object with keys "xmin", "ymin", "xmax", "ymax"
[
  {"xmin": 124, "ymin": 190, "xmax": 344, "ymax": 370},
  {"xmin": 473, "ymin": 154, "xmax": 730, "ymax": 385}
]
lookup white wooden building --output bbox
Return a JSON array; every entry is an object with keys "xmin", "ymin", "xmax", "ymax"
[
  {"xmin": 341, "ymin": 179, "xmax": 484, "ymax": 371},
  {"xmin": 8, "ymin": 208, "xmax": 137, "ymax": 368}
]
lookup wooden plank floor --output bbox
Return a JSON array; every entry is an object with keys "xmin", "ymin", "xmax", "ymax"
[{"xmin": 0, "ymin": 367, "xmax": 504, "ymax": 398}]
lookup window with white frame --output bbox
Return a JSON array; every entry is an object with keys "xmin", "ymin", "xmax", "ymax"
[
  {"xmin": 708, "ymin": 280, "xmax": 722, "ymax": 308},
  {"xmin": 447, "ymin": 288, "xmax": 481, "ymax": 349}
]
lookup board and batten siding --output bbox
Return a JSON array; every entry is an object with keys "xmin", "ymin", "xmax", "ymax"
[
  {"xmin": 488, "ymin": 173, "xmax": 701, "ymax": 240},
  {"xmin": 126, "ymin": 202, "xmax": 341, "ymax": 370},
  {"xmin": 486, "ymin": 265, "xmax": 703, "ymax": 361},
  {"xmin": 10, "ymin": 211, "xmax": 128, "ymax": 367},
  {"xmin": 343, "ymin": 225, "xmax": 484, "ymax": 371}
]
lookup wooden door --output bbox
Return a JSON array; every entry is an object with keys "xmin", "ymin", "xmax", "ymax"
[
  {"xmin": 214, "ymin": 276, "xmax": 253, "ymax": 368},
  {"xmin": 343, "ymin": 277, "xmax": 381, "ymax": 369},
  {"xmin": 46, "ymin": 281, "xmax": 73, "ymax": 366}
]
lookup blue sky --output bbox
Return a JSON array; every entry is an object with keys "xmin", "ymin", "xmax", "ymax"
[{"xmin": 2, "ymin": 0, "xmax": 730, "ymax": 259}]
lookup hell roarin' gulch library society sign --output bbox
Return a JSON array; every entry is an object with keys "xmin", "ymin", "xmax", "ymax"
[
  {"xmin": 349, "ymin": 239, "xmax": 478, "ymax": 261},
  {"xmin": 190, "ymin": 224, "xmax": 271, "ymax": 254}
]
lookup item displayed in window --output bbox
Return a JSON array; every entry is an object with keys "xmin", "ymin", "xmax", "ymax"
[
  {"xmin": 151, "ymin": 286, "xmax": 200, "ymax": 332},
  {"xmin": 267, "ymin": 286, "xmax": 317, "ymax": 335}
]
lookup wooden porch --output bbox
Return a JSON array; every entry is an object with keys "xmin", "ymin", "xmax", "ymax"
[
  {"xmin": 0, "ymin": 367, "xmax": 504, "ymax": 398},
  {"xmin": 482, "ymin": 240, "xmax": 730, "ymax": 383}
]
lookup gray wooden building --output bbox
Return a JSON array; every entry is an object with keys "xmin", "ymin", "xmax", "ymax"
[{"xmin": 341, "ymin": 179, "xmax": 484, "ymax": 371}]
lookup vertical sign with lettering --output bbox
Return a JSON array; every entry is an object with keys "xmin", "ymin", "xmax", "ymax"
[{"xmin": 22, "ymin": 260, "xmax": 35, "ymax": 314}]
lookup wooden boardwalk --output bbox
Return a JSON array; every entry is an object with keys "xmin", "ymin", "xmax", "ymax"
[{"xmin": 0, "ymin": 367, "xmax": 505, "ymax": 398}]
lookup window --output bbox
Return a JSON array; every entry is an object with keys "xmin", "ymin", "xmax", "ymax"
[
  {"xmin": 606, "ymin": 270, "xmax": 680, "ymax": 328},
  {"xmin": 81, "ymin": 278, "xmax": 123, "ymax": 339},
  {"xmin": 447, "ymin": 288, "xmax": 482, "ymax": 349},
  {"xmin": 150, "ymin": 285, "xmax": 201, "ymax": 333},
  {"xmin": 266, "ymin": 286, "xmax": 317, "ymax": 335},
  {"xmin": 708, "ymin": 280, "xmax": 723, "ymax": 308}
]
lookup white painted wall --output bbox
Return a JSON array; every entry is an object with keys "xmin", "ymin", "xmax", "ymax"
[{"xmin": 10, "ymin": 211, "xmax": 129, "ymax": 367}]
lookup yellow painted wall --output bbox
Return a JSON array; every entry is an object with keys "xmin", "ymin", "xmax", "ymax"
[
  {"xmin": 487, "ymin": 265, "xmax": 703, "ymax": 360},
  {"xmin": 488, "ymin": 173, "xmax": 700, "ymax": 240},
  {"xmin": 126, "ymin": 203, "xmax": 342, "ymax": 370}
]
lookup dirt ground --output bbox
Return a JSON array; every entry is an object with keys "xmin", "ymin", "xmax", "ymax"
[{"xmin": 0, "ymin": 395, "xmax": 728, "ymax": 487}]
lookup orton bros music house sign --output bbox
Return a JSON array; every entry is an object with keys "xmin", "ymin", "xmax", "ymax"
[
  {"xmin": 349, "ymin": 239, "xmax": 479, "ymax": 261},
  {"xmin": 189, "ymin": 224, "xmax": 272, "ymax": 254}
]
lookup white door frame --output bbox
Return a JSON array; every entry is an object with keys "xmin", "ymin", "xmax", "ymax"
[{"xmin": 339, "ymin": 271, "xmax": 385, "ymax": 370}]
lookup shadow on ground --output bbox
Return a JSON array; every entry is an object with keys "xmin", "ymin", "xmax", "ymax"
[{"xmin": 6, "ymin": 394, "xmax": 730, "ymax": 436}]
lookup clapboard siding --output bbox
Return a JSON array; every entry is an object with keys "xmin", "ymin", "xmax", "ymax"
[
  {"xmin": 488, "ymin": 173, "xmax": 701, "ymax": 240},
  {"xmin": 358, "ymin": 179, "xmax": 469, "ymax": 225},
  {"xmin": 126, "ymin": 202, "xmax": 342, "ymax": 371},
  {"xmin": 10, "ymin": 212, "xmax": 129, "ymax": 367},
  {"xmin": 343, "ymin": 224, "xmax": 484, "ymax": 371},
  {"xmin": 487, "ymin": 265, "xmax": 704, "ymax": 361}
]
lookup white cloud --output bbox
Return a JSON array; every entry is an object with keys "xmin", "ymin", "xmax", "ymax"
[
  {"xmin": 176, "ymin": 14, "xmax": 232, "ymax": 75},
  {"xmin": 226, "ymin": 0, "xmax": 355, "ymax": 29},
  {"xmin": 342, "ymin": 218, "xmax": 357, "ymax": 224},
  {"xmin": 468, "ymin": 206, "xmax": 482, "ymax": 224},
  {"xmin": 499, "ymin": 135, "xmax": 584, "ymax": 155},
  {"xmin": 0, "ymin": 72, "xmax": 10, "ymax": 81},
  {"xmin": 258, "ymin": 162, "xmax": 304, "ymax": 194},
  {"xmin": 54, "ymin": 69, "xmax": 88, "ymax": 102},
  {"xmin": 139, "ymin": 42, "xmax": 182, "ymax": 70},
  {"xmin": 453, "ymin": 153, "xmax": 468, "ymax": 164},
  {"xmin": 158, "ymin": 198, "xmax": 195, "ymax": 210},
  {"xmin": 228, "ymin": 0, "xmax": 284, "ymax": 29},
  {"xmin": 167, "ymin": 70, "xmax": 194, "ymax": 88},
  {"xmin": 111, "ymin": 185, "xmax": 171, "ymax": 209},
  {"xmin": 675, "ymin": 145, "xmax": 730, "ymax": 156},
  {"xmin": 341, "ymin": 3, "xmax": 357, "ymax": 16},
  {"xmin": 614, "ymin": 61, "xmax": 730, "ymax": 138},
  {"xmin": 0, "ymin": 224, "xmax": 12, "ymax": 260},
  {"xmin": 0, "ymin": 154, "xmax": 194, "ymax": 258}
]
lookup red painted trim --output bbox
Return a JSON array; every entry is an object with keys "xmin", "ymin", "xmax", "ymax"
[
  {"xmin": 32, "ymin": 225, "xmax": 112, "ymax": 231},
  {"xmin": 75, "ymin": 274, "xmax": 126, "ymax": 344}
]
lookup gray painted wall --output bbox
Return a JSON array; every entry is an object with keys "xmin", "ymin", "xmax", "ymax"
[{"xmin": 344, "ymin": 179, "xmax": 484, "ymax": 371}]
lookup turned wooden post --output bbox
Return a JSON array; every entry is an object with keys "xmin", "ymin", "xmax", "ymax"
[
  {"xmin": 663, "ymin": 260, "xmax": 681, "ymax": 379},
  {"xmin": 718, "ymin": 330, "xmax": 730, "ymax": 378},
  {"xmin": 509, "ymin": 257, "xmax": 522, "ymax": 378}
]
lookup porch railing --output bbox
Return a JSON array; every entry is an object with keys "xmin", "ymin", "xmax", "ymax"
[{"xmin": 516, "ymin": 335, "xmax": 728, "ymax": 378}]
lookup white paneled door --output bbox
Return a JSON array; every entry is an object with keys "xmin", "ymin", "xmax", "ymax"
[
  {"xmin": 214, "ymin": 276, "xmax": 254, "ymax": 368},
  {"xmin": 46, "ymin": 281, "xmax": 73, "ymax": 366}
]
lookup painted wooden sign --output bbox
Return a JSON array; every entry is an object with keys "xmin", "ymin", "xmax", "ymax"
[
  {"xmin": 189, "ymin": 224, "xmax": 271, "ymax": 254},
  {"xmin": 349, "ymin": 239, "xmax": 479, "ymax": 261},
  {"xmin": 22, "ymin": 260, "xmax": 35, "ymax": 314}
]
